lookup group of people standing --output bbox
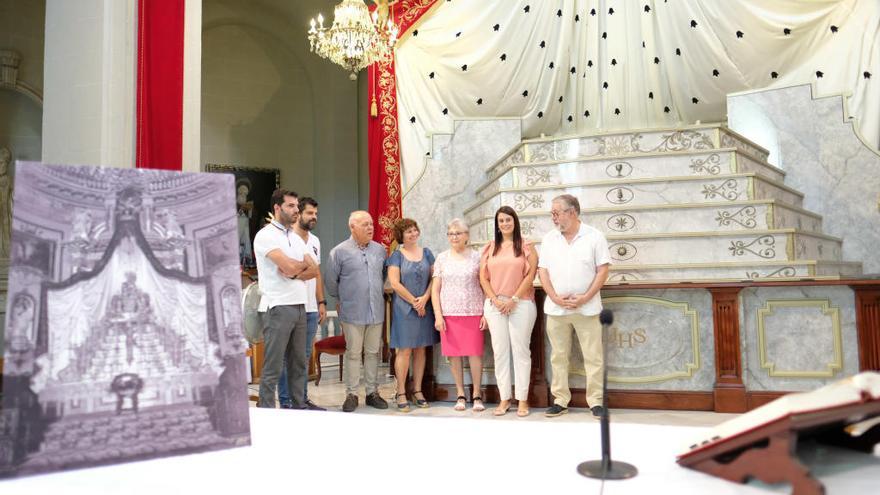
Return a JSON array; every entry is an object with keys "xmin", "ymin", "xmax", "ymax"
[{"xmin": 255, "ymin": 189, "xmax": 611, "ymax": 419}]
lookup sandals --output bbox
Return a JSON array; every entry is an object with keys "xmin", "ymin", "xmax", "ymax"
[
  {"xmin": 413, "ymin": 390, "xmax": 429, "ymax": 408},
  {"xmin": 454, "ymin": 396, "xmax": 467, "ymax": 411},
  {"xmin": 396, "ymin": 393, "xmax": 410, "ymax": 413},
  {"xmin": 472, "ymin": 396, "xmax": 485, "ymax": 412},
  {"xmin": 516, "ymin": 402, "xmax": 530, "ymax": 417},
  {"xmin": 493, "ymin": 401, "xmax": 511, "ymax": 416}
]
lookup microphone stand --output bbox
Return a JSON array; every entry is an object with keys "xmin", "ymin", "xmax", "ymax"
[{"xmin": 577, "ymin": 309, "xmax": 638, "ymax": 480}]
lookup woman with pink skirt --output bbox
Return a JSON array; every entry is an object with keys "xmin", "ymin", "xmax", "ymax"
[{"xmin": 431, "ymin": 218, "xmax": 487, "ymax": 412}]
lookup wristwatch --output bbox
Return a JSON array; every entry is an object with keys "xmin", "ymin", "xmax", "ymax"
[{"xmin": 511, "ymin": 295, "xmax": 520, "ymax": 303}]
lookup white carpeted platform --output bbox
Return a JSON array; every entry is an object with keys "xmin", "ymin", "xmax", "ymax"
[{"xmin": 1, "ymin": 407, "xmax": 878, "ymax": 494}]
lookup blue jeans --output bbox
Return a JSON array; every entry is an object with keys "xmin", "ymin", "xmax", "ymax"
[{"xmin": 278, "ymin": 311, "xmax": 318, "ymax": 405}]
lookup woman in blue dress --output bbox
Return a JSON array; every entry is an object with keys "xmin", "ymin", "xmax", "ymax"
[{"xmin": 386, "ymin": 218, "xmax": 439, "ymax": 412}]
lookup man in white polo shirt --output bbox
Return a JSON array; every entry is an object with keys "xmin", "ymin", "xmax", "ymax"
[
  {"xmin": 253, "ymin": 188, "xmax": 318, "ymax": 409},
  {"xmin": 537, "ymin": 194, "xmax": 611, "ymax": 418}
]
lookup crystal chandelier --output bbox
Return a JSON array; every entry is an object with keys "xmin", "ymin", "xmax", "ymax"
[{"xmin": 308, "ymin": 0, "xmax": 400, "ymax": 81}]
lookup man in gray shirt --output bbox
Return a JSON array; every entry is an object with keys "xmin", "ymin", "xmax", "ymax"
[{"xmin": 324, "ymin": 210, "xmax": 389, "ymax": 412}]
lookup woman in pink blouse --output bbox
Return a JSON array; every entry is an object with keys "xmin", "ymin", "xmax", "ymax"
[
  {"xmin": 479, "ymin": 206, "xmax": 538, "ymax": 417},
  {"xmin": 431, "ymin": 219, "xmax": 487, "ymax": 412}
]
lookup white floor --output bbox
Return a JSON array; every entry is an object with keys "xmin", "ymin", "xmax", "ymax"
[
  {"xmin": 3, "ymin": 366, "xmax": 878, "ymax": 494},
  {"xmin": 4, "ymin": 405, "xmax": 878, "ymax": 495}
]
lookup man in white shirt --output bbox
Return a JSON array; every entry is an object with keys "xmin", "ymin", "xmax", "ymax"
[
  {"xmin": 279, "ymin": 196, "xmax": 326, "ymax": 411},
  {"xmin": 537, "ymin": 194, "xmax": 611, "ymax": 418},
  {"xmin": 253, "ymin": 189, "xmax": 318, "ymax": 409}
]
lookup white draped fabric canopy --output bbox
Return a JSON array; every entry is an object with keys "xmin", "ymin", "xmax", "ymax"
[
  {"xmin": 395, "ymin": 0, "xmax": 880, "ymax": 192},
  {"xmin": 34, "ymin": 235, "xmax": 221, "ymax": 391}
]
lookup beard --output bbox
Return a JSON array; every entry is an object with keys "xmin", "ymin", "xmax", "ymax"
[{"xmin": 299, "ymin": 217, "xmax": 316, "ymax": 231}]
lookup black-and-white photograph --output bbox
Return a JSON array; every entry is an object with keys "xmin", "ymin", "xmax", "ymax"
[{"xmin": 0, "ymin": 162, "xmax": 251, "ymax": 478}]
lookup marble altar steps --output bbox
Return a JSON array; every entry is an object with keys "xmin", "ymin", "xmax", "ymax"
[
  {"xmin": 86, "ymin": 331, "xmax": 180, "ymax": 380},
  {"xmin": 472, "ymin": 229, "xmax": 844, "ymax": 263},
  {"xmin": 464, "ymin": 173, "xmax": 805, "ymax": 221},
  {"xmin": 19, "ymin": 404, "xmax": 234, "ymax": 472},
  {"xmin": 462, "ymin": 124, "xmax": 863, "ymax": 281},
  {"xmin": 476, "ymin": 148, "xmax": 786, "ymax": 202},
  {"xmin": 485, "ymin": 124, "xmax": 770, "ymax": 178},
  {"xmin": 467, "ymin": 200, "xmax": 823, "ymax": 239}
]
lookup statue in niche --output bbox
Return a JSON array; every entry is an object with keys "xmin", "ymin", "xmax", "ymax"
[
  {"xmin": 153, "ymin": 208, "xmax": 184, "ymax": 240},
  {"xmin": 220, "ymin": 285, "xmax": 245, "ymax": 350},
  {"xmin": 0, "ymin": 146, "xmax": 12, "ymax": 258},
  {"xmin": 71, "ymin": 209, "xmax": 93, "ymax": 242},
  {"xmin": 235, "ymin": 178, "xmax": 255, "ymax": 268},
  {"xmin": 8, "ymin": 293, "xmax": 36, "ymax": 344}
]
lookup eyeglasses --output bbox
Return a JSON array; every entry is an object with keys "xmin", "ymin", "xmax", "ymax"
[
  {"xmin": 550, "ymin": 208, "xmax": 573, "ymax": 218},
  {"xmin": 447, "ymin": 231, "xmax": 468, "ymax": 237}
]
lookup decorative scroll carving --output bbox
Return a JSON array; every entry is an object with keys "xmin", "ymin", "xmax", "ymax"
[
  {"xmin": 513, "ymin": 193, "xmax": 544, "ymax": 212},
  {"xmin": 702, "ymin": 179, "xmax": 740, "ymax": 201},
  {"xmin": 746, "ymin": 266, "xmax": 797, "ymax": 279},
  {"xmin": 716, "ymin": 206, "xmax": 757, "ymax": 229},
  {"xmin": 647, "ymin": 131, "xmax": 715, "ymax": 153},
  {"xmin": 524, "ymin": 167, "xmax": 552, "ymax": 186},
  {"xmin": 520, "ymin": 220, "xmax": 535, "ymax": 237},
  {"xmin": 595, "ymin": 134, "xmax": 643, "ymax": 155},
  {"xmin": 690, "ymin": 153, "xmax": 722, "ymax": 175},
  {"xmin": 729, "ymin": 235, "xmax": 776, "ymax": 259}
]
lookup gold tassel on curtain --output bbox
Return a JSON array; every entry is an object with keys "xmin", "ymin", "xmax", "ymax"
[{"xmin": 370, "ymin": 95, "xmax": 378, "ymax": 118}]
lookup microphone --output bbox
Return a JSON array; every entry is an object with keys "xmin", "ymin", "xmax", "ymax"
[{"xmin": 577, "ymin": 309, "xmax": 638, "ymax": 480}]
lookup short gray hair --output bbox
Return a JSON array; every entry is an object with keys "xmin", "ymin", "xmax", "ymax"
[
  {"xmin": 348, "ymin": 210, "xmax": 371, "ymax": 227},
  {"xmin": 446, "ymin": 218, "xmax": 469, "ymax": 233},
  {"xmin": 552, "ymin": 194, "xmax": 580, "ymax": 215}
]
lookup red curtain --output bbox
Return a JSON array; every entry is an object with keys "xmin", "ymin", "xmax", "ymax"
[
  {"xmin": 368, "ymin": 0, "xmax": 438, "ymax": 247},
  {"xmin": 136, "ymin": 0, "xmax": 186, "ymax": 170}
]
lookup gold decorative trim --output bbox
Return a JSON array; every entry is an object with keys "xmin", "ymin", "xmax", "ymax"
[
  {"xmin": 786, "ymin": 233, "xmax": 795, "ymax": 260},
  {"xmin": 766, "ymin": 203, "xmax": 775, "ymax": 229},
  {"xmin": 756, "ymin": 299, "xmax": 843, "ymax": 378},
  {"xmin": 567, "ymin": 296, "xmax": 702, "ymax": 383}
]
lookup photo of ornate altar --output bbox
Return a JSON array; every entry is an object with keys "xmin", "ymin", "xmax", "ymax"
[{"xmin": 0, "ymin": 163, "xmax": 251, "ymax": 478}]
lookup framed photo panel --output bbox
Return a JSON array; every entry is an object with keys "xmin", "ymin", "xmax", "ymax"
[{"xmin": 204, "ymin": 164, "xmax": 280, "ymax": 269}]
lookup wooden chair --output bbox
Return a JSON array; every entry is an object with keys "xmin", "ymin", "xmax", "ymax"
[{"xmin": 312, "ymin": 311, "xmax": 344, "ymax": 386}]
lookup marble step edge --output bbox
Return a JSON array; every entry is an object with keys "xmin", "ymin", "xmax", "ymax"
[
  {"xmin": 502, "ymin": 229, "xmax": 842, "ymax": 244},
  {"xmin": 614, "ymin": 228, "xmax": 841, "ymax": 245},
  {"xmin": 518, "ymin": 123, "xmax": 766, "ymax": 153},
  {"xmin": 482, "ymin": 146, "xmax": 785, "ymax": 189},
  {"xmin": 464, "ymin": 199, "xmax": 822, "ymax": 223},
  {"xmin": 606, "ymin": 260, "xmax": 862, "ymax": 271},
  {"xmin": 484, "ymin": 124, "xmax": 770, "ymax": 174},
  {"xmin": 603, "ymin": 260, "xmax": 864, "ymax": 284},
  {"xmin": 463, "ymin": 173, "xmax": 804, "ymax": 216}
]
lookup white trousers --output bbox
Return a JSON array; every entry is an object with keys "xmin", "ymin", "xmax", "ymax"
[{"xmin": 484, "ymin": 299, "xmax": 537, "ymax": 401}]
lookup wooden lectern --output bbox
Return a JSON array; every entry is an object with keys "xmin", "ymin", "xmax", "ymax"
[{"xmin": 677, "ymin": 373, "xmax": 880, "ymax": 495}]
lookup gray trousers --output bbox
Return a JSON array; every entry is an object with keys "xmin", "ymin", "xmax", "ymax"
[
  {"xmin": 342, "ymin": 322, "xmax": 383, "ymax": 396},
  {"xmin": 258, "ymin": 304, "xmax": 307, "ymax": 408}
]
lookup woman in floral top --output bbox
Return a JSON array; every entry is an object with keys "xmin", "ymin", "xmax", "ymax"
[{"xmin": 431, "ymin": 218, "xmax": 487, "ymax": 412}]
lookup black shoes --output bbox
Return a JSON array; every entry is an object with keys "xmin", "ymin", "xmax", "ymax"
[
  {"xmin": 342, "ymin": 394, "xmax": 358, "ymax": 412},
  {"xmin": 545, "ymin": 404, "xmax": 569, "ymax": 417},
  {"xmin": 591, "ymin": 405, "xmax": 607, "ymax": 418},
  {"xmin": 365, "ymin": 392, "xmax": 389, "ymax": 409},
  {"xmin": 305, "ymin": 399, "xmax": 326, "ymax": 411}
]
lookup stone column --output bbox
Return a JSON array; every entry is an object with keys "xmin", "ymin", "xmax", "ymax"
[
  {"xmin": 42, "ymin": 0, "xmax": 137, "ymax": 167},
  {"xmin": 41, "ymin": 0, "xmax": 201, "ymax": 170}
]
